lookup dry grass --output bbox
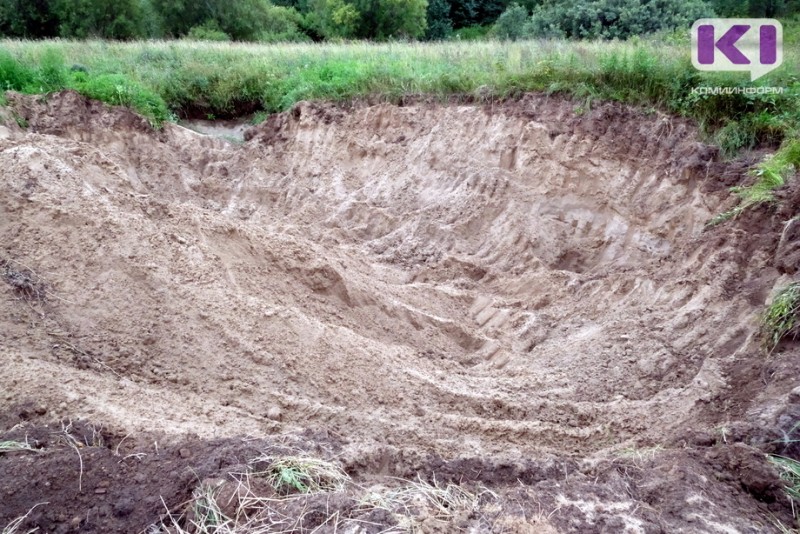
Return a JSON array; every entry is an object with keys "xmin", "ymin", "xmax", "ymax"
[
  {"xmin": 0, "ymin": 439, "xmax": 36, "ymax": 454},
  {"xmin": 148, "ymin": 452, "xmax": 494, "ymax": 533},
  {"xmin": 2, "ymin": 503, "xmax": 47, "ymax": 534},
  {"xmin": 251, "ymin": 455, "xmax": 350, "ymax": 495}
]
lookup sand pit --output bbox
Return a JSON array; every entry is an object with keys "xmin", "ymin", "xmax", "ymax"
[{"xmin": 1, "ymin": 91, "xmax": 799, "ymax": 533}]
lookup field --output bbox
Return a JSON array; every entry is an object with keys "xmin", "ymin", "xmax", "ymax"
[{"xmin": 0, "ymin": 35, "xmax": 800, "ymax": 533}]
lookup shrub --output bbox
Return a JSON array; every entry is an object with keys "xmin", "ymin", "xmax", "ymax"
[
  {"xmin": 452, "ymin": 24, "xmax": 491, "ymax": 40},
  {"xmin": 527, "ymin": 0, "xmax": 714, "ymax": 40},
  {"xmin": 69, "ymin": 72, "xmax": 171, "ymax": 126},
  {"xmin": 425, "ymin": 0, "xmax": 453, "ymax": 40},
  {"xmin": 186, "ymin": 21, "xmax": 231, "ymax": 42}
]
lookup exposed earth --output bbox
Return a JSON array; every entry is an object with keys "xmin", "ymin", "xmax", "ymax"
[{"xmin": 0, "ymin": 90, "xmax": 799, "ymax": 533}]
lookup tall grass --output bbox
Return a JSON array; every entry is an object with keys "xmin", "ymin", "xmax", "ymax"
[
  {"xmin": 709, "ymin": 138, "xmax": 800, "ymax": 225},
  {"xmin": 0, "ymin": 37, "xmax": 798, "ymax": 150}
]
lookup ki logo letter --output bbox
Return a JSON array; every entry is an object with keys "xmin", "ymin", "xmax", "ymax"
[{"xmin": 692, "ymin": 19, "xmax": 783, "ymax": 81}]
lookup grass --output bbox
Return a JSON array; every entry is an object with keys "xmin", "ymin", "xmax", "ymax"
[
  {"xmin": 150, "ymin": 453, "xmax": 492, "ymax": 533},
  {"xmin": 0, "ymin": 439, "xmax": 36, "ymax": 454},
  {"xmin": 252, "ymin": 455, "xmax": 349, "ymax": 495},
  {"xmin": 0, "ymin": 36, "xmax": 797, "ymax": 150},
  {"xmin": 762, "ymin": 282, "xmax": 800, "ymax": 351},
  {"xmin": 378, "ymin": 476, "xmax": 487, "ymax": 521},
  {"xmin": 770, "ymin": 455, "xmax": 800, "ymax": 507},
  {"xmin": 709, "ymin": 139, "xmax": 800, "ymax": 226}
]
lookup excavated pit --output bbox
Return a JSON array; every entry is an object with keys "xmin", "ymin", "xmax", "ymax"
[{"xmin": 1, "ymin": 91, "xmax": 798, "ymax": 533}]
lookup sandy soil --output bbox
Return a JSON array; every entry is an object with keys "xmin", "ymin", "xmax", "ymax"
[{"xmin": 1, "ymin": 91, "xmax": 799, "ymax": 533}]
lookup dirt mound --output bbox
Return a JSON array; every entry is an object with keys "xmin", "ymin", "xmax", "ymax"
[{"xmin": 1, "ymin": 91, "xmax": 799, "ymax": 532}]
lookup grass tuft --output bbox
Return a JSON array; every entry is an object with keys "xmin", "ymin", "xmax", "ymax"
[
  {"xmin": 762, "ymin": 282, "xmax": 800, "ymax": 351},
  {"xmin": 709, "ymin": 139, "xmax": 800, "ymax": 226},
  {"xmin": 769, "ymin": 455, "xmax": 800, "ymax": 503},
  {"xmin": 253, "ymin": 455, "xmax": 349, "ymax": 495}
]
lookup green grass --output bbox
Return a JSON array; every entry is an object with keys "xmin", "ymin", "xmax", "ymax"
[
  {"xmin": 0, "ymin": 37, "xmax": 798, "ymax": 149},
  {"xmin": 762, "ymin": 282, "xmax": 800, "ymax": 351},
  {"xmin": 761, "ymin": 282, "xmax": 800, "ymax": 351},
  {"xmin": 709, "ymin": 139, "xmax": 800, "ymax": 226},
  {"xmin": 769, "ymin": 455, "xmax": 800, "ymax": 501}
]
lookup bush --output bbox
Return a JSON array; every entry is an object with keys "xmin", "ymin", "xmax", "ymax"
[
  {"xmin": 452, "ymin": 24, "xmax": 490, "ymax": 40},
  {"xmin": 425, "ymin": 0, "xmax": 452, "ymax": 40},
  {"xmin": 186, "ymin": 21, "xmax": 231, "ymax": 41},
  {"xmin": 54, "ymin": 0, "xmax": 146, "ymax": 39},
  {"xmin": 492, "ymin": 3, "xmax": 528, "ymax": 40},
  {"xmin": 527, "ymin": 0, "xmax": 714, "ymax": 40}
]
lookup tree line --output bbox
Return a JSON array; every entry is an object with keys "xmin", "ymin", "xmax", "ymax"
[{"xmin": 0, "ymin": 0, "xmax": 798, "ymax": 42}]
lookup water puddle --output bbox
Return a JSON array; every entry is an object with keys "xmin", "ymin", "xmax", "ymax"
[{"xmin": 178, "ymin": 118, "xmax": 254, "ymax": 143}]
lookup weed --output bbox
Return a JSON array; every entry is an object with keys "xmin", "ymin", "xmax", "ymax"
[
  {"xmin": 762, "ymin": 283, "xmax": 800, "ymax": 351},
  {"xmin": 252, "ymin": 455, "xmax": 349, "ymax": 495}
]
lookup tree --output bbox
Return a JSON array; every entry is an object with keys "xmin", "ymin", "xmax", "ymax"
[
  {"xmin": 449, "ymin": 0, "xmax": 477, "ymax": 28},
  {"xmin": 425, "ymin": 0, "xmax": 452, "ymax": 39},
  {"xmin": 0, "ymin": 0, "xmax": 60, "ymax": 37},
  {"xmin": 492, "ymin": 2, "xmax": 527, "ymax": 40},
  {"xmin": 54, "ymin": 0, "xmax": 145, "ymax": 39},
  {"xmin": 376, "ymin": 0, "xmax": 427, "ymax": 38},
  {"xmin": 309, "ymin": 0, "xmax": 360, "ymax": 38},
  {"xmin": 349, "ymin": 0, "xmax": 427, "ymax": 39},
  {"xmin": 526, "ymin": 0, "xmax": 714, "ymax": 40}
]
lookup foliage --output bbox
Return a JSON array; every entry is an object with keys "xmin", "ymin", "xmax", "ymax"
[
  {"xmin": 526, "ymin": 0, "xmax": 714, "ymax": 40},
  {"xmin": 0, "ymin": 0, "xmax": 59, "ymax": 38},
  {"xmin": 425, "ymin": 0, "xmax": 452, "ymax": 40},
  {"xmin": 53, "ymin": 0, "xmax": 145, "ymax": 39},
  {"xmin": 491, "ymin": 3, "xmax": 528, "ymax": 41},
  {"xmin": 712, "ymin": 0, "xmax": 800, "ymax": 17},
  {"xmin": 70, "ymin": 71, "xmax": 171, "ymax": 125},
  {"xmin": 309, "ymin": 0, "xmax": 361, "ymax": 39},
  {"xmin": 186, "ymin": 21, "xmax": 231, "ymax": 42},
  {"xmin": 347, "ymin": 0, "xmax": 428, "ymax": 39},
  {"xmin": 452, "ymin": 24, "xmax": 490, "ymax": 40}
]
